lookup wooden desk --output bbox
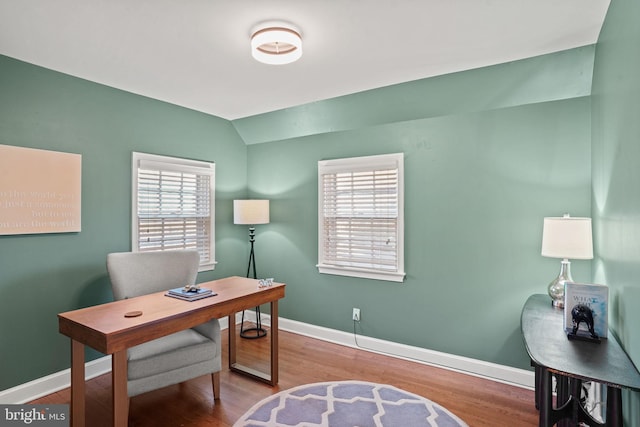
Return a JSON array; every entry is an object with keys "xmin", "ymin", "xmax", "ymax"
[
  {"xmin": 521, "ymin": 294, "xmax": 640, "ymax": 427},
  {"xmin": 58, "ymin": 276, "xmax": 285, "ymax": 427}
]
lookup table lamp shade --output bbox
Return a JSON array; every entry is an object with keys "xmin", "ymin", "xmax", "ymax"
[
  {"xmin": 234, "ymin": 200, "xmax": 270, "ymax": 225},
  {"xmin": 541, "ymin": 216, "xmax": 593, "ymax": 260}
]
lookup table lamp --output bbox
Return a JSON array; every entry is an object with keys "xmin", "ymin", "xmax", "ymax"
[
  {"xmin": 541, "ymin": 214, "xmax": 593, "ymax": 308},
  {"xmin": 234, "ymin": 199, "xmax": 270, "ymax": 338}
]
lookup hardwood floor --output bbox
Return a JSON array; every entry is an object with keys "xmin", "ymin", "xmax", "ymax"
[{"xmin": 31, "ymin": 326, "xmax": 539, "ymax": 426}]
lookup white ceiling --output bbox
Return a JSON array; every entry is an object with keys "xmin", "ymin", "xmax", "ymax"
[{"xmin": 0, "ymin": 0, "xmax": 610, "ymax": 120}]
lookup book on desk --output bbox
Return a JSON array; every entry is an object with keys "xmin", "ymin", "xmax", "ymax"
[{"xmin": 165, "ymin": 286, "xmax": 217, "ymax": 301}]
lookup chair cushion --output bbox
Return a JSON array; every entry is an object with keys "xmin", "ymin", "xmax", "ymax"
[{"xmin": 127, "ymin": 329, "xmax": 216, "ymax": 380}]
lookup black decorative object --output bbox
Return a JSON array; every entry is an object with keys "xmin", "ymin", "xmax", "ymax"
[{"xmin": 568, "ymin": 304, "xmax": 600, "ymax": 343}]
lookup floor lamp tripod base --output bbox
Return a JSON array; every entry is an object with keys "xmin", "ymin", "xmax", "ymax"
[
  {"xmin": 240, "ymin": 307, "xmax": 267, "ymax": 339},
  {"xmin": 240, "ymin": 226, "xmax": 268, "ymax": 339}
]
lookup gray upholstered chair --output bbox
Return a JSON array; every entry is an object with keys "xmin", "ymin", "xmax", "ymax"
[{"xmin": 106, "ymin": 250, "xmax": 221, "ymax": 404}]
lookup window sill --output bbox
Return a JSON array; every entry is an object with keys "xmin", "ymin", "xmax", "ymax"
[
  {"xmin": 198, "ymin": 260, "xmax": 217, "ymax": 273},
  {"xmin": 317, "ymin": 264, "xmax": 405, "ymax": 283}
]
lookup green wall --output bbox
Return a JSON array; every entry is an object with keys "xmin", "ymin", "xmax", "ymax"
[
  {"xmin": 0, "ymin": 55, "xmax": 249, "ymax": 390},
  {"xmin": 241, "ymin": 49, "xmax": 593, "ymax": 370},
  {"xmin": 233, "ymin": 47, "xmax": 594, "ymax": 145},
  {"xmin": 592, "ymin": 0, "xmax": 640, "ymax": 423},
  {"xmin": 0, "ymin": 44, "xmax": 599, "ymax": 394}
]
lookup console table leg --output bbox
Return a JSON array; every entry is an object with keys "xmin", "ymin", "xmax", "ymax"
[
  {"xmin": 556, "ymin": 374, "xmax": 569, "ymax": 405},
  {"xmin": 556, "ymin": 375, "xmax": 570, "ymax": 427},
  {"xmin": 539, "ymin": 368, "xmax": 554, "ymax": 427},
  {"xmin": 606, "ymin": 387, "xmax": 622, "ymax": 427},
  {"xmin": 570, "ymin": 377, "xmax": 583, "ymax": 425},
  {"xmin": 533, "ymin": 364, "xmax": 541, "ymax": 410}
]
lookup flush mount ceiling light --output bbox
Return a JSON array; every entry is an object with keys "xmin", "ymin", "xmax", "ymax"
[{"xmin": 251, "ymin": 24, "xmax": 302, "ymax": 65}]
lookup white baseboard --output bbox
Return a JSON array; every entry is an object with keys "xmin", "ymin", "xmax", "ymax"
[
  {"xmin": 0, "ymin": 356, "xmax": 112, "ymax": 404},
  {"xmin": 0, "ymin": 312, "xmax": 533, "ymax": 404},
  {"xmin": 272, "ymin": 316, "xmax": 534, "ymax": 390}
]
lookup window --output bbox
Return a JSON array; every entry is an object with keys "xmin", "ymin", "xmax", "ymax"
[
  {"xmin": 132, "ymin": 152, "xmax": 216, "ymax": 271},
  {"xmin": 318, "ymin": 153, "xmax": 405, "ymax": 282}
]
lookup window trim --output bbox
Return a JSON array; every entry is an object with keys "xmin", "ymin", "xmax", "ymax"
[
  {"xmin": 317, "ymin": 153, "xmax": 405, "ymax": 282},
  {"xmin": 132, "ymin": 152, "xmax": 216, "ymax": 272}
]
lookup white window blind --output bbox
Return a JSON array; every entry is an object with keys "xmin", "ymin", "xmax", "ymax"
[
  {"xmin": 132, "ymin": 152, "xmax": 215, "ymax": 271},
  {"xmin": 318, "ymin": 153, "xmax": 405, "ymax": 282}
]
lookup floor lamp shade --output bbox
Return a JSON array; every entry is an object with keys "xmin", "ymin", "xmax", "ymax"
[
  {"xmin": 233, "ymin": 200, "xmax": 270, "ymax": 225},
  {"xmin": 541, "ymin": 215, "xmax": 593, "ymax": 308}
]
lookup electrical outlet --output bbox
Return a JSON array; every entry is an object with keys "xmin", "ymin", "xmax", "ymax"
[{"xmin": 352, "ymin": 308, "xmax": 361, "ymax": 322}]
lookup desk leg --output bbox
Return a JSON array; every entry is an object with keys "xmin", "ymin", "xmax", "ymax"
[
  {"xmin": 270, "ymin": 299, "xmax": 279, "ymax": 385},
  {"xmin": 70, "ymin": 340, "xmax": 85, "ymax": 427},
  {"xmin": 229, "ymin": 305, "xmax": 279, "ymax": 386},
  {"xmin": 112, "ymin": 351, "xmax": 128, "ymax": 427},
  {"xmin": 228, "ymin": 314, "xmax": 237, "ymax": 367}
]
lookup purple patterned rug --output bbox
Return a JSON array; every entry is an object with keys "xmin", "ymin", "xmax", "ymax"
[{"xmin": 233, "ymin": 380, "xmax": 468, "ymax": 427}]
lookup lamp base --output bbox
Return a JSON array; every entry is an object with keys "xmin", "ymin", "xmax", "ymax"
[
  {"xmin": 240, "ymin": 306, "xmax": 268, "ymax": 339},
  {"xmin": 240, "ymin": 327, "xmax": 268, "ymax": 339},
  {"xmin": 550, "ymin": 295, "xmax": 565, "ymax": 309},
  {"xmin": 548, "ymin": 259, "xmax": 572, "ymax": 309}
]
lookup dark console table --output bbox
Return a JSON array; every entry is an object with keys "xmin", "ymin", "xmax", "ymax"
[{"xmin": 521, "ymin": 294, "xmax": 640, "ymax": 427}]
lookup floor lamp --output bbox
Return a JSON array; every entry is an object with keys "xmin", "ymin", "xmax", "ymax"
[{"xmin": 234, "ymin": 199, "xmax": 270, "ymax": 339}]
